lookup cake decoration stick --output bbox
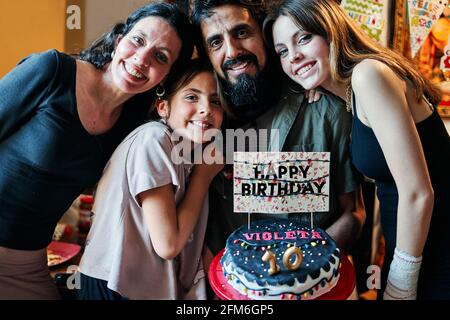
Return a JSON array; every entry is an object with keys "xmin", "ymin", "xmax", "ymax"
[{"xmin": 310, "ymin": 212, "xmax": 314, "ymax": 230}]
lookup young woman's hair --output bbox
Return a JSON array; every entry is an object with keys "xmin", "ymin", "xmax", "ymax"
[
  {"xmin": 80, "ymin": 2, "xmax": 194, "ymax": 72},
  {"xmin": 150, "ymin": 58, "xmax": 230, "ymax": 118},
  {"xmin": 263, "ymin": 0, "xmax": 441, "ymax": 105}
]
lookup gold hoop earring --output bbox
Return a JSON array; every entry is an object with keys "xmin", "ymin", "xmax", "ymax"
[{"xmin": 111, "ymin": 51, "xmax": 115, "ymax": 59}]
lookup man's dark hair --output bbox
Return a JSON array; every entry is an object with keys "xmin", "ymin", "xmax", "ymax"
[
  {"xmin": 191, "ymin": 0, "xmax": 266, "ymax": 58},
  {"xmin": 191, "ymin": 0, "xmax": 283, "ymax": 120}
]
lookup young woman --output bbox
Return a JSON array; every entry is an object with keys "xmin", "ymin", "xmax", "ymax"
[
  {"xmin": 77, "ymin": 59, "xmax": 225, "ymax": 300},
  {"xmin": 0, "ymin": 3, "xmax": 193, "ymax": 299},
  {"xmin": 265, "ymin": 0, "xmax": 450, "ymax": 299}
]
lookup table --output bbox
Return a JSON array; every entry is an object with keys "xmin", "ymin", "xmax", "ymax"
[
  {"xmin": 49, "ymin": 232, "xmax": 85, "ymax": 279},
  {"xmin": 209, "ymin": 249, "xmax": 356, "ymax": 300},
  {"xmin": 48, "ymin": 234, "xmax": 85, "ymax": 300}
]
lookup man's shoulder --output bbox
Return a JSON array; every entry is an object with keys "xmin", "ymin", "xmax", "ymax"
[
  {"xmin": 296, "ymin": 92, "xmax": 350, "ymax": 125},
  {"xmin": 314, "ymin": 92, "xmax": 347, "ymax": 114},
  {"xmin": 279, "ymin": 87, "xmax": 345, "ymax": 113}
]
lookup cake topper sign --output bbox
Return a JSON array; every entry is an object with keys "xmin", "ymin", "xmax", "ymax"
[{"xmin": 234, "ymin": 152, "xmax": 330, "ymax": 214}]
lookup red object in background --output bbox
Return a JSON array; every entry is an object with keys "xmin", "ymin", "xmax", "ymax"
[
  {"xmin": 78, "ymin": 195, "xmax": 94, "ymax": 234},
  {"xmin": 47, "ymin": 241, "xmax": 81, "ymax": 267},
  {"xmin": 209, "ymin": 249, "xmax": 356, "ymax": 300},
  {"xmin": 80, "ymin": 195, "xmax": 94, "ymax": 205},
  {"xmin": 63, "ymin": 225, "xmax": 74, "ymax": 238}
]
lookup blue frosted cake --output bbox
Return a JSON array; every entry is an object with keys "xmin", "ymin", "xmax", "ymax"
[{"xmin": 221, "ymin": 218, "xmax": 341, "ymax": 300}]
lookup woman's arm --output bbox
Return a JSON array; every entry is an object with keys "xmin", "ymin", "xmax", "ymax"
[
  {"xmin": 138, "ymin": 162, "xmax": 223, "ymax": 260},
  {"xmin": 352, "ymin": 59, "xmax": 434, "ymax": 258},
  {"xmin": 323, "ymin": 92, "xmax": 365, "ymax": 252},
  {"xmin": 0, "ymin": 51, "xmax": 58, "ymax": 141}
]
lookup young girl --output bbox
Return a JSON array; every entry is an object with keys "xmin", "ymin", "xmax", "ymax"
[
  {"xmin": 0, "ymin": 2, "xmax": 193, "ymax": 299},
  {"xmin": 265, "ymin": 0, "xmax": 450, "ymax": 299},
  {"xmin": 77, "ymin": 59, "xmax": 225, "ymax": 300}
]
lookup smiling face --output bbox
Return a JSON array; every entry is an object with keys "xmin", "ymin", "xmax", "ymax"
[
  {"xmin": 200, "ymin": 4, "xmax": 267, "ymax": 84},
  {"xmin": 110, "ymin": 16, "xmax": 182, "ymax": 94},
  {"xmin": 272, "ymin": 15, "xmax": 332, "ymax": 91},
  {"xmin": 157, "ymin": 71, "xmax": 223, "ymax": 144}
]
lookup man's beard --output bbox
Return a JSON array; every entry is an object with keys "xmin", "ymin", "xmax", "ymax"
[{"xmin": 220, "ymin": 54, "xmax": 278, "ymax": 121}]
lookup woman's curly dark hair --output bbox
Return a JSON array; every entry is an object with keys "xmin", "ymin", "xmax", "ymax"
[
  {"xmin": 79, "ymin": 2, "xmax": 195, "ymax": 124},
  {"xmin": 80, "ymin": 1, "xmax": 194, "ymax": 72}
]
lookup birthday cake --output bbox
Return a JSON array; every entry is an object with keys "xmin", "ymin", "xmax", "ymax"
[{"xmin": 221, "ymin": 218, "xmax": 341, "ymax": 300}]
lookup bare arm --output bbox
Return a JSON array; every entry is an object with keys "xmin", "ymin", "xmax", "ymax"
[
  {"xmin": 326, "ymin": 188, "xmax": 366, "ymax": 253},
  {"xmin": 352, "ymin": 59, "xmax": 434, "ymax": 257},
  {"xmin": 0, "ymin": 52, "xmax": 57, "ymax": 141},
  {"xmin": 139, "ymin": 162, "xmax": 223, "ymax": 260}
]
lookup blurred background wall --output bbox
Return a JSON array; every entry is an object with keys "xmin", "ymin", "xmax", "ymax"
[
  {"xmin": 0, "ymin": 0, "xmax": 150, "ymax": 77},
  {"xmin": 84, "ymin": 0, "xmax": 149, "ymax": 48},
  {"xmin": 0, "ymin": 0, "xmax": 66, "ymax": 77}
]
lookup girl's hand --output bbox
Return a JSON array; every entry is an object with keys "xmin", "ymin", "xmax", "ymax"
[
  {"xmin": 305, "ymin": 89, "xmax": 321, "ymax": 103},
  {"xmin": 194, "ymin": 160, "xmax": 224, "ymax": 183},
  {"xmin": 195, "ymin": 141, "xmax": 224, "ymax": 181}
]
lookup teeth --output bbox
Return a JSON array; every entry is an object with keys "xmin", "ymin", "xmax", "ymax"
[
  {"xmin": 124, "ymin": 62, "xmax": 144, "ymax": 79},
  {"xmin": 297, "ymin": 64, "xmax": 313, "ymax": 76},
  {"xmin": 230, "ymin": 62, "xmax": 248, "ymax": 71},
  {"xmin": 191, "ymin": 121, "xmax": 210, "ymax": 129}
]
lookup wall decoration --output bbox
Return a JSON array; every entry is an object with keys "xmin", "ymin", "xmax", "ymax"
[
  {"xmin": 341, "ymin": 0, "xmax": 391, "ymax": 45},
  {"xmin": 408, "ymin": 0, "xmax": 448, "ymax": 57}
]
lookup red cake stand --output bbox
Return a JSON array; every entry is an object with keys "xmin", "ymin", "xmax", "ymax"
[{"xmin": 209, "ymin": 249, "xmax": 356, "ymax": 300}]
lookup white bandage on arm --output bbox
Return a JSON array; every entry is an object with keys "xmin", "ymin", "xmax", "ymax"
[{"xmin": 383, "ymin": 248, "xmax": 422, "ymax": 300}]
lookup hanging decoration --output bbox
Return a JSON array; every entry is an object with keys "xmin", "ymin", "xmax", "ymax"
[
  {"xmin": 407, "ymin": 0, "xmax": 448, "ymax": 57},
  {"xmin": 441, "ymin": 34, "xmax": 450, "ymax": 80},
  {"xmin": 341, "ymin": 0, "xmax": 391, "ymax": 45}
]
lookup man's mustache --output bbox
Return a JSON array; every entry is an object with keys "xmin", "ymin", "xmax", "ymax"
[{"xmin": 222, "ymin": 54, "xmax": 258, "ymax": 71}]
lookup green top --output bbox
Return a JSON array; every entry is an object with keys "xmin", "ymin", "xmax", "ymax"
[{"xmin": 206, "ymin": 81, "xmax": 361, "ymax": 254}]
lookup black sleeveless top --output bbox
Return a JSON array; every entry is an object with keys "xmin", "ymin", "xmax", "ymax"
[
  {"xmin": 350, "ymin": 91, "xmax": 450, "ymax": 297},
  {"xmin": 351, "ymin": 94, "xmax": 450, "ymax": 225}
]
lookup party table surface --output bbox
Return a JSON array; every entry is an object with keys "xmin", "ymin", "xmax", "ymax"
[{"xmin": 209, "ymin": 249, "xmax": 355, "ymax": 300}]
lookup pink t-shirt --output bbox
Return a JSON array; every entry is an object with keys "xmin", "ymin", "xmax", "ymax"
[{"xmin": 79, "ymin": 121, "xmax": 208, "ymax": 299}]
